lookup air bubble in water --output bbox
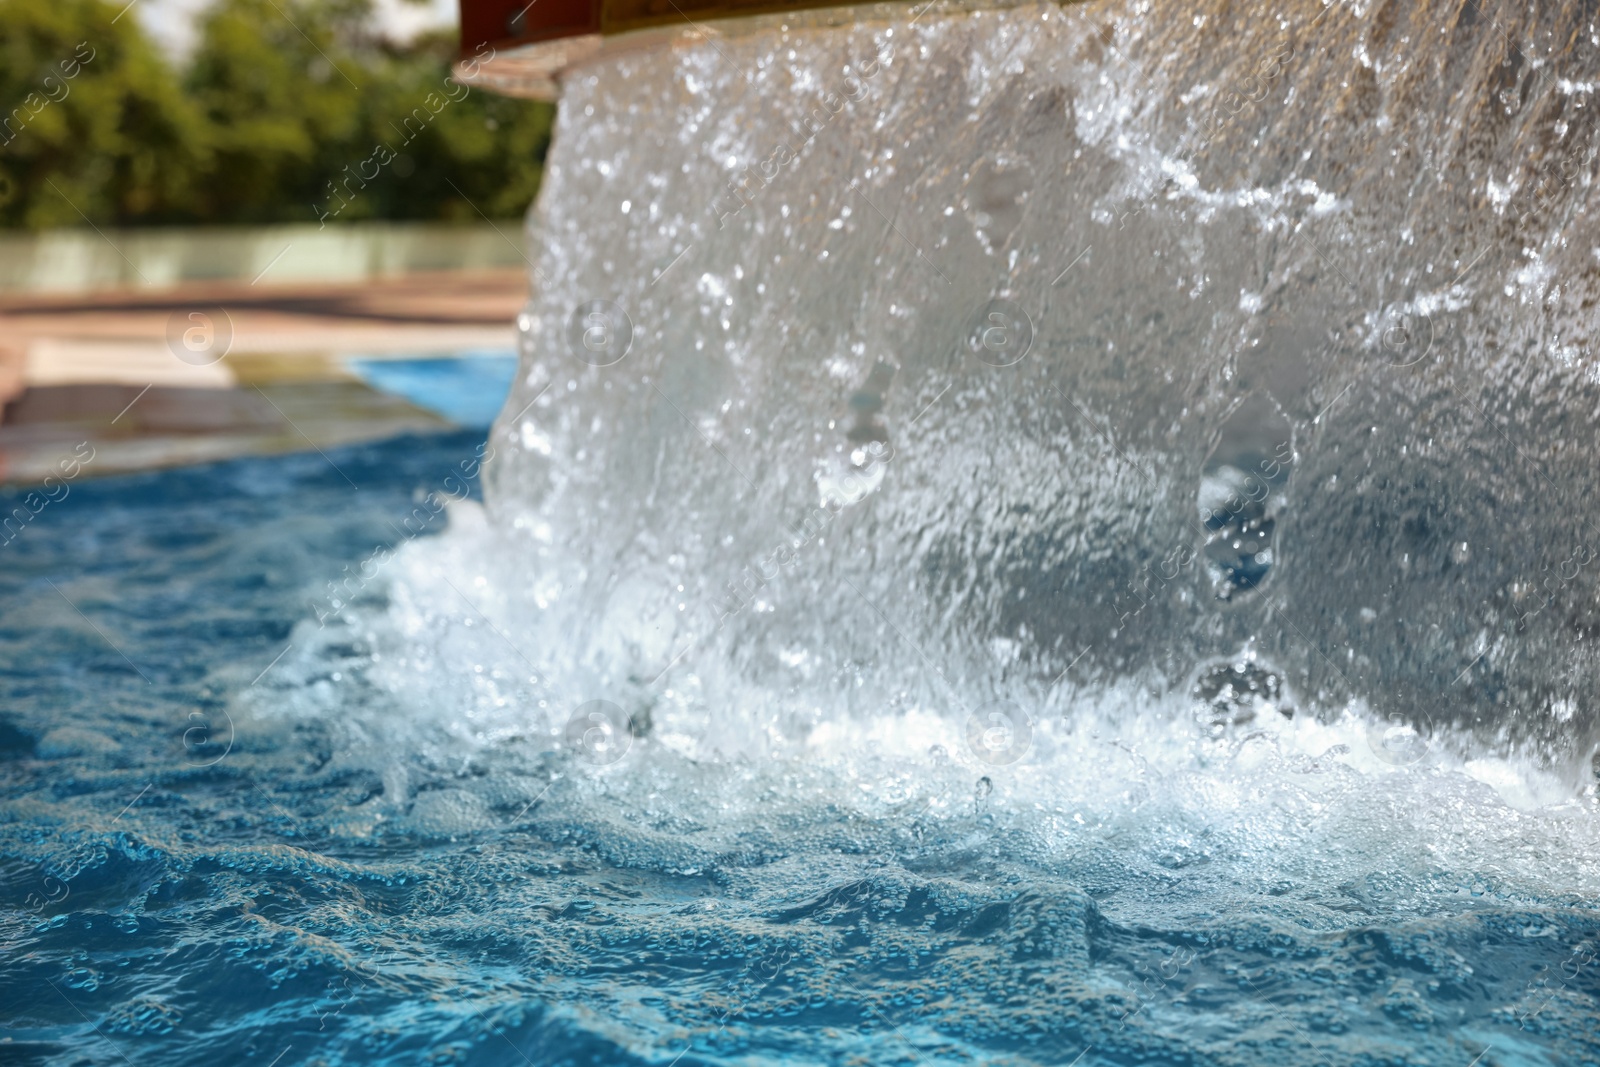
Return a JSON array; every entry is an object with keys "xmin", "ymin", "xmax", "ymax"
[
  {"xmin": 1198, "ymin": 395, "xmax": 1293, "ymax": 602},
  {"xmin": 1191, "ymin": 654, "xmax": 1292, "ymax": 737},
  {"xmin": 962, "ymin": 159, "xmax": 1031, "ymax": 254}
]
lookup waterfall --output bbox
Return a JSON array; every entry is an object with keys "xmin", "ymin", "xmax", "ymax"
[
  {"xmin": 382, "ymin": 0, "xmax": 1600, "ymax": 780},
  {"xmin": 19, "ymin": 9, "xmax": 1599, "ymax": 1060}
]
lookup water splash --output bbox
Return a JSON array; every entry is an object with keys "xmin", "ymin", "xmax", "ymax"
[
  {"xmin": 472, "ymin": 0, "xmax": 1600, "ymax": 778},
  {"xmin": 12, "ymin": 1, "xmax": 1600, "ymax": 1062}
]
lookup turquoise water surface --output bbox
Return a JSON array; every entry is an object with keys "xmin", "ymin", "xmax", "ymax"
[{"xmin": 0, "ymin": 427, "xmax": 1597, "ymax": 1066}]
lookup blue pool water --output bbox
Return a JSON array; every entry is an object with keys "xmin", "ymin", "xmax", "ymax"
[
  {"xmin": 344, "ymin": 353, "xmax": 520, "ymax": 428},
  {"xmin": 10, "ymin": 0, "xmax": 1600, "ymax": 1058},
  {"xmin": 1, "ymin": 430, "xmax": 1597, "ymax": 1067}
]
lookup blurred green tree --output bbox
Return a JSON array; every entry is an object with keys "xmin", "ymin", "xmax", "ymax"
[
  {"xmin": 0, "ymin": 0, "xmax": 209, "ymax": 227},
  {"xmin": 0, "ymin": 0, "xmax": 553, "ymax": 229},
  {"xmin": 339, "ymin": 29, "xmax": 554, "ymax": 224},
  {"xmin": 184, "ymin": 0, "xmax": 368, "ymax": 224}
]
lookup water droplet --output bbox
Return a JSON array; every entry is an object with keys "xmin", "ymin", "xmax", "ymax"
[
  {"xmin": 1191, "ymin": 655, "xmax": 1291, "ymax": 737},
  {"xmin": 1199, "ymin": 395, "xmax": 1292, "ymax": 602},
  {"xmin": 1365, "ymin": 709, "xmax": 1433, "ymax": 766},
  {"xmin": 564, "ymin": 700, "xmax": 634, "ymax": 766},
  {"xmin": 963, "ymin": 159, "xmax": 1032, "ymax": 254},
  {"xmin": 965, "ymin": 700, "xmax": 1033, "ymax": 765}
]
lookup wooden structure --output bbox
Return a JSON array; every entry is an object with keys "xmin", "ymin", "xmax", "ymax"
[{"xmin": 456, "ymin": 0, "xmax": 920, "ymax": 98}]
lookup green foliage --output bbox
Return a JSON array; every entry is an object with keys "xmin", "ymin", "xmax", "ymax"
[
  {"xmin": 0, "ymin": 0, "xmax": 208, "ymax": 227},
  {"xmin": 0, "ymin": 0, "xmax": 553, "ymax": 228},
  {"xmin": 184, "ymin": 0, "xmax": 368, "ymax": 223}
]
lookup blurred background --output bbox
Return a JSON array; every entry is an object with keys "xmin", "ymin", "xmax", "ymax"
[{"xmin": 0, "ymin": 0, "xmax": 548, "ymax": 481}]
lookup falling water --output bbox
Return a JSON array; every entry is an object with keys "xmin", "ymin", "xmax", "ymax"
[
  {"xmin": 9, "ymin": 1, "xmax": 1600, "ymax": 1063},
  {"xmin": 465, "ymin": 0, "xmax": 1600, "ymax": 771}
]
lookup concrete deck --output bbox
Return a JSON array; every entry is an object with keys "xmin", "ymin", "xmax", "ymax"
[{"xmin": 0, "ymin": 270, "xmax": 527, "ymax": 484}]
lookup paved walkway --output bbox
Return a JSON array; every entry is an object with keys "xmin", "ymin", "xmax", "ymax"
[{"xmin": 0, "ymin": 270, "xmax": 526, "ymax": 484}]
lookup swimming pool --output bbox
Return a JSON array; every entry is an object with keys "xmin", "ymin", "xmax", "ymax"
[
  {"xmin": 8, "ymin": 0, "xmax": 1600, "ymax": 1062},
  {"xmin": 1, "ymin": 427, "xmax": 1597, "ymax": 1066}
]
